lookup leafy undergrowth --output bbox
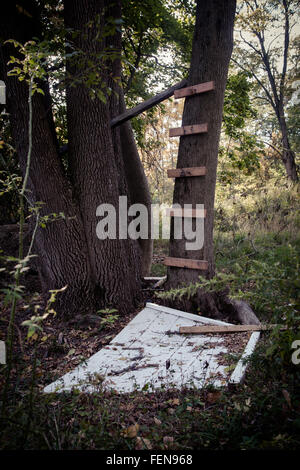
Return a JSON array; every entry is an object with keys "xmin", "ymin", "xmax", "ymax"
[
  {"xmin": 0, "ymin": 347, "xmax": 300, "ymax": 450},
  {"xmin": 0, "ymin": 232, "xmax": 300, "ymax": 450},
  {"xmin": 150, "ymin": 239, "xmax": 168, "ymax": 276}
]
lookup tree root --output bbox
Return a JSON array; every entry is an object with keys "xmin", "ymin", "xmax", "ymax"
[{"xmin": 156, "ymin": 287, "xmax": 260, "ymax": 325}]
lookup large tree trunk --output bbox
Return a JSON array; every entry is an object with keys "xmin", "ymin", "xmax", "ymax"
[
  {"xmin": 278, "ymin": 103, "xmax": 298, "ymax": 182},
  {"xmin": 0, "ymin": 1, "xmax": 96, "ymax": 315},
  {"xmin": 1, "ymin": 0, "xmax": 143, "ymax": 316},
  {"xmin": 119, "ymin": 92, "xmax": 153, "ymax": 277},
  {"xmin": 167, "ymin": 0, "xmax": 236, "ymax": 288},
  {"xmin": 64, "ymin": 0, "xmax": 142, "ymax": 313},
  {"xmin": 163, "ymin": 0, "xmax": 260, "ymax": 325}
]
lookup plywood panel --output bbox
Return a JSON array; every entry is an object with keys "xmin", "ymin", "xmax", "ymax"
[{"xmin": 43, "ymin": 303, "xmax": 259, "ymax": 394}]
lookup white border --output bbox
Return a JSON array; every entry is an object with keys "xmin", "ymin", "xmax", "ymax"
[{"xmin": 146, "ymin": 302, "xmax": 232, "ymax": 325}]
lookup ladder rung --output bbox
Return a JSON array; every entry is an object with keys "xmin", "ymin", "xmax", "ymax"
[
  {"xmin": 163, "ymin": 257, "xmax": 208, "ymax": 270},
  {"xmin": 179, "ymin": 324, "xmax": 285, "ymax": 335},
  {"xmin": 174, "ymin": 81, "xmax": 214, "ymax": 99},
  {"xmin": 169, "ymin": 124, "xmax": 208, "ymax": 137},
  {"xmin": 167, "ymin": 167, "xmax": 206, "ymax": 178},
  {"xmin": 165, "ymin": 208, "xmax": 206, "ymax": 218}
]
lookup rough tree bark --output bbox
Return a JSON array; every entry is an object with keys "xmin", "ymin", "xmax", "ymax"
[
  {"xmin": 0, "ymin": 1, "xmax": 95, "ymax": 315},
  {"xmin": 64, "ymin": 0, "xmax": 142, "ymax": 313},
  {"xmin": 168, "ymin": 0, "xmax": 237, "ymax": 285},
  {"xmin": 0, "ymin": 0, "xmax": 143, "ymax": 316},
  {"xmin": 119, "ymin": 92, "xmax": 153, "ymax": 276},
  {"xmin": 278, "ymin": 101, "xmax": 298, "ymax": 182}
]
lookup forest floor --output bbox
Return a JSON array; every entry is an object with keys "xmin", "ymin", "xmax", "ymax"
[{"xmin": 0, "ymin": 229, "xmax": 300, "ymax": 450}]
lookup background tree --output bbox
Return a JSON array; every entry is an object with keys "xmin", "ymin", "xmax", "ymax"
[
  {"xmin": 167, "ymin": 0, "xmax": 236, "ymax": 281},
  {"xmin": 233, "ymin": 0, "xmax": 299, "ymax": 181}
]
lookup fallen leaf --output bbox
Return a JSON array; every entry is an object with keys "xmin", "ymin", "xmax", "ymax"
[
  {"xmin": 224, "ymin": 364, "xmax": 236, "ymax": 373},
  {"xmin": 121, "ymin": 423, "xmax": 139, "ymax": 439},
  {"xmin": 170, "ymin": 398, "xmax": 180, "ymax": 406},
  {"xmin": 154, "ymin": 417, "xmax": 161, "ymax": 426},
  {"xmin": 135, "ymin": 437, "xmax": 152, "ymax": 450}
]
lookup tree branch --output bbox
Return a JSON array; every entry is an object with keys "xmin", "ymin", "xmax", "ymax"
[
  {"xmin": 124, "ymin": 30, "xmax": 144, "ymax": 94},
  {"xmin": 231, "ymin": 57, "xmax": 277, "ymax": 111},
  {"xmin": 280, "ymin": 0, "xmax": 290, "ymax": 103},
  {"xmin": 111, "ymin": 79, "xmax": 187, "ymax": 127}
]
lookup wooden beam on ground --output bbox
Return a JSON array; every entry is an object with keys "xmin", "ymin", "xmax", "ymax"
[
  {"xmin": 167, "ymin": 167, "xmax": 206, "ymax": 178},
  {"xmin": 165, "ymin": 208, "xmax": 206, "ymax": 218},
  {"xmin": 163, "ymin": 257, "xmax": 208, "ymax": 270},
  {"xmin": 169, "ymin": 123, "xmax": 208, "ymax": 137},
  {"xmin": 174, "ymin": 81, "xmax": 214, "ymax": 99},
  {"xmin": 110, "ymin": 79, "xmax": 187, "ymax": 128},
  {"xmin": 179, "ymin": 324, "xmax": 287, "ymax": 334}
]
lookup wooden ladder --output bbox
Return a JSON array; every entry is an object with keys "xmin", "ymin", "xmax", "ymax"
[{"xmin": 164, "ymin": 80, "xmax": 214, "ymax": 271}]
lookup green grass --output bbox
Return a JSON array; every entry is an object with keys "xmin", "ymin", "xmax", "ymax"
[
  {"xmin": 1, "ymin": 230, "xmax": 299, "ymax": 450},
  {"xmin": 1, "ymin": 353, "xmax": 300, "ymax": 450}
]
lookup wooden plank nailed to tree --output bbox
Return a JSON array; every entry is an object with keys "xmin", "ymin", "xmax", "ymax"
[
  {"xmin": 167, "ymin": 167, "xmax": 206, "ymax": 178},
  {"xmin": 179, "ymin": 324, "xmax": 287, "ymax": 334},
  {"xmin": 165, "ymin": 208, "xmax": 206, "ymax": 218},
  {"xmin": 163, "ymin": 257, "xmax": 208, "ymax": 270},
  {"xmin": 174, "ymin": 81, "xmax": 215, "ymax": 99},
  {"xmin": 169, "ymin": 124, "xmax": 208, "ymax": 137}
]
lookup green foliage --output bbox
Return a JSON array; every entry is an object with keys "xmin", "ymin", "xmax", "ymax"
[
  {"xmin": 22, "ymin": 286, "xmax": 66, "ymax": 340},
  {"xmin": 97, "ymin": 308, "xmax": 119, "ymax": 330},
  {"xmin": 122, "ymin": 0, "xmax": 192, "ymax": 98},
  {"xmin": 224, "ymin": 72, "xmax": 257, "ymax": 138},
  {"xmin": 0, "ymin": 122, "xmax": 20, "ymax": 224},
  {"xmin": 220, "ymin": 72, "xmax": 264, "ymax": 176},
  {"xmin": 6, "ymin": 39, "xmax": 54, "ymax": 91},
  {"xmin": 287, "ymin": 102, "xmax": 300, "ymax": 153}
]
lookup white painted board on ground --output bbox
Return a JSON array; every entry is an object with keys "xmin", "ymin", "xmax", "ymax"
[{"xmin": 43, "ymin": 302, "xmax": 260, "ymax": 394}]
